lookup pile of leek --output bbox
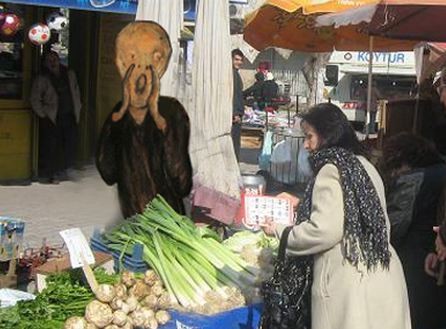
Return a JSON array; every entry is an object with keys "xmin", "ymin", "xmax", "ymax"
[{"xmin": 103, "ymin": 196, "xmax": 259, "ymax": 314}]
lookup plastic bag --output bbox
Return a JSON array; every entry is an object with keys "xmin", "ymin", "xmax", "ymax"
[
  {"xmin": 259, "ymin": 131, "xmax": 273, "ymax": 171},
  {"xmin": 0, "ymin": 289, "xmax": 35, "ymax": 308},
  {"xmin": 271, "ymin": 140, "xmax": 292, "ymax": 164}
]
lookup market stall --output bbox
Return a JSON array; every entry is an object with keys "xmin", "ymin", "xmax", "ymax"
[{"xmin": 0, "ymin": 194, "xmax": 285, "ymax": 329}]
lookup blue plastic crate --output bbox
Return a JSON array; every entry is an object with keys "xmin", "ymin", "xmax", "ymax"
[
  {"xmin": 90, "ymin": 230, "xmax": 147, "ymax": 273},
  {"xmin": 164, "ymin": 304, "xmax": 263, "ymax": 329}
]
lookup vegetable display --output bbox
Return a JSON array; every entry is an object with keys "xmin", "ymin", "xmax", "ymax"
[
  {"xmin": 0, "ymin": 269, "xmax": 113, "ymax": 329},
  {"xmin": 64, "ymin": 270, "xmax": 171, "ymax": 329},
  {"xmin": 103, "ymin": 196, "xmax": 261, "ymax": 314}
]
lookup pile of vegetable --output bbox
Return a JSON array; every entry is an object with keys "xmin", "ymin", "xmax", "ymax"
[
  {"xmin": 0, "ymin": 268, "xmax": 118, "ymax": 329},
  {"xmin": 103, "ymin": 196, "xmax": 261, "ymax": 314},
  {"xmin": 223, "ymin": 230, "xmax": 279, "ymax": 303},
  {"xmin": 64, "ymin": 270, "xmax": 171, "ymax": 329}
]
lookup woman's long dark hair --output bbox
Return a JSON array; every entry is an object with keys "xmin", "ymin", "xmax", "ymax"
[
  {"xmin": 381, "ymin": 132, "xmax": 444, "ymax": 173},
  {"xmin": 301, "ymin": 103, "xmax": 368, "ymax": 157}
]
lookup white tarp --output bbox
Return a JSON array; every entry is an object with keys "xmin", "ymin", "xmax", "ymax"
[
  {"xmin": 136, "ymin": 0, "xmax": 184, "ymax": 98},
  {"xmin": 189, "ymin": 0, "xmax": 241, "ymax": 216}
]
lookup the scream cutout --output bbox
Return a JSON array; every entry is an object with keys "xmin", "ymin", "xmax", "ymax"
[{"xmin": 96, "ymin": 21, "xmax": 192, "ymax": 217}]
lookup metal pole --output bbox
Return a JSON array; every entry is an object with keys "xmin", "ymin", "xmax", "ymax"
[
  {"xmin": 295, "ymin": 95, "xmax": 299, "ymax": 114},
  {"xmin": 366, "ymin": 36, "xmax": 374, "ymax": 139}
]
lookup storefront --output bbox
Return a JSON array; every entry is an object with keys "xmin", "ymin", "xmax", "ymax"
[{"xmin": 0, "ymin": 1, "xmax": 138, "ymax": 183}]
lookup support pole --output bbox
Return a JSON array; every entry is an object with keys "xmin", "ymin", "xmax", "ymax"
[{"xmin": 366, "ymin": 36, "xmax": 374, "ymax": 139}]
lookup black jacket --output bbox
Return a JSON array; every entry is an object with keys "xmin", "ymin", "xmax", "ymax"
[{"xmin": 232, "ymin": 68, "xmax": 244, "ymax": 117}]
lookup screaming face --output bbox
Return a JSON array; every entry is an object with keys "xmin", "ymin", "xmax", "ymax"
[{"xmin": 112, "ymin": 21, "xmax": 172, "ymax": 131}]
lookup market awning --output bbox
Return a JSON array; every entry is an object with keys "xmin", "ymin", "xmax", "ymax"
[
  {"xmin": 3, "ymin": 0, "xmax": 138, "ymax": 14},
  {"xmin": 4, "ymin": 0, "xmax": 247, "ymax": 18}
]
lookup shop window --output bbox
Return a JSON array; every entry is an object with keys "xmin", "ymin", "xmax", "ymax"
[{"xmin": 0, "ymin": 4, "xmax": 25, "ymax": 100}]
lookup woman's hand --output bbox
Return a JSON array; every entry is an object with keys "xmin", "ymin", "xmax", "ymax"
[
  {"xmin": 425, "ymin": 252, "xmax": 439, "ymax": 277},
  {"xmin": 434, "ymin": 226, "xmax": 446, "ymax": 261},
  {"xmin": 277, "ymin": 192, "xmax": 300, "ymax": 210},
  {"xmin": 261, "ymin": 218, "xmax": 277, "ymax": 236}
]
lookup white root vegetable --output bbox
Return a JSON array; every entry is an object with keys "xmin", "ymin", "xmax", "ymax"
[
  {"xmin": 85, "ymin": 300, "xmax": 114, "ymax": 328},
  {"xmin": 126, "ymin": 296, "xmax": 139, "ymax": 312},
  {"xmin": 104, "ymin": 325, "xmax": 119, "ymax": 329},
  {"xmin": 144, "ymin": 317, "xmax": 159, "ymax": 329},
  {"xmin": 121, "ymin": 271, "xmax": 136, "ymax": 288},
  {"xmin": 86, "ymin": 323, "xmax": 98, "ymax": 329},
  {"xmin": 114, "ymin": 283, "xmax": 128, "ymax": 299},
  {"xmin": 140, "ymin": 307, "xmax": 155, "ymax": 320},
  {"xmin": 151, "ymin": 283, "xmax": 164, "ymax": 297},
  {"xmin": 121, "ymin": 322, "xmax": 133, "ymax": 329},
  {"xmin": 116, "ymin": 300, "xmax": 131, "ymax": 314},
  {"xmin": 95, "ymin": 284, "xmax": 116, "ymax": 303},
  {"xmin": 64, "ymin": 316, "xmax": 88, "ymax": 329},
  {"xmin": 109, "ymin": 298, "xmax": 122, "ymax": 310},
  {"xmin": 112, "ymin": 310, "xmax": 128, "ymax": 327},
  {"xmin": 142, "ymin": 295, "xmax": 158, "ymax": 309},
  {"xmin": 129, "ymin": 279, "xmax": 151, "ymax": 300},
  {"xmin": 157, "ymin": 292, "xmax": 171, "ymax": 309},
  {"xmin": 130, "ymin": 309, "xmax": 146, "ymax": 327},
  {"xmin": 155, "ymin": 310, "xmax": 170, "ymax": 325},
  {"xmin": 143, "ymin": 270, "xmax": 159, "ymax": 286}
]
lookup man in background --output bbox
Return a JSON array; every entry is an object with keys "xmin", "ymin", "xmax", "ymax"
[{"xmin": 231, "ymin": 49, "xmax": 244, "ymax": 162}]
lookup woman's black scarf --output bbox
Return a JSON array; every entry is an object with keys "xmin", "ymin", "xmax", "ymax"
[{"xmin": 297, "ymin": 147, "xmax": 391, "ymax": 270}]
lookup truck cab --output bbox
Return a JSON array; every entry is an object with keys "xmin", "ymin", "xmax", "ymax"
[{"xmin": 324, "ymin": 51, "xmax": 417, "ymax": 131}]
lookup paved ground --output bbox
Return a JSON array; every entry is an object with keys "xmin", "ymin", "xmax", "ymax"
[
  {"xmin": 0, "ymin": 166, "xmax": 122, "ymax": 248},
  {"xmin": 0, "ymin": 147, "xmax": 262, "ymax": 248}
]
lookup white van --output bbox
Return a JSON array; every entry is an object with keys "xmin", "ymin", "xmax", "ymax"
[{"xmin": 324, "ymin": 51, "xmax": 417, "ymax": 130}]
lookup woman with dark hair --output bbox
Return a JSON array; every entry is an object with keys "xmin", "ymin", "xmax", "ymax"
[
  {"xmin": 263, "ymin": 103, "xmax": 410, "ymax": 329},
  {"xmin": 381, "ymin": 133, "xmax": 446, "ymax": 329}
]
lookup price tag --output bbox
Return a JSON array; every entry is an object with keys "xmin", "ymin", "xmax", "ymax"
[{"xmin": 59, "ymin": 228, "xmax": 95, "ymax": 269}]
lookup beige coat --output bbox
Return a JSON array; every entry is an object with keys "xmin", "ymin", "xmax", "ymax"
[
  {"xmin": 30, "ymin": 70, "xmax": 81, "ymax": 124},
  {"xmin": 275, "ymin": 156, "xmax": 411, "ymax": 329}
]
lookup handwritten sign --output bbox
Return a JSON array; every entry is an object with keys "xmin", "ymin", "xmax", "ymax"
[{"xmin": 244, "ymin": 196, "xmax": 294, "ymax": 229}]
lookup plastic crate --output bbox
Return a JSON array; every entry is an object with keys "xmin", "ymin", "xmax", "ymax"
[
  {"xmin": 0, "ymin": 217, "xmax": 25, "ymax": 261},
  {"xmin": 90, "ymin": 230, "xmax": 147, "ymax": 273},
  {"xmin": 164, "ymin": 303, "xmax": 263, "ymax": 329}
]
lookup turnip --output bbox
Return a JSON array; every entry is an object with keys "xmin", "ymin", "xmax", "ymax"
[
  {"xmin": 104, "ymin": 325, "xmax": 119, "ymax": 329},
  {"xmin": 151, "ymin": 283, "xmax": 164, "ymax": 297},
  {"xmin": 85, "ymin": 300, "xmax": 113, "ymax": 328},
  {"xmin": 129, "ymin": 279, "xmax": 151, "ymax": 300},
  {"xmin": 130, "ymin": 309, "xmax": 146, "ymax": 327},
  {"xmin": 112, "ymin": 310, "xmax": 128, "ymax": 326},
  {"xmin": 140, "ymin": 307, "xmax": 155, "ymax": 320},
  {"xmin": 143, "ymin": 270, "xmax": 159, "ymax": 286},
  {"xmin": 86, "ymin": 323, "xmax": 98, "ymax": 329},
  {"xmin": 64, "ymin": 316, "xmax": 88, "ymax": 329},
  {"xmin": 121, "ymin": 271, "xmax": 136, "ymax": 288},
  {"xmin": 157, "ymin": 292, "xmax": 171, "ymax": 309},
  {"xmin": 121, "ymin": 322, "xmax": 133, "ymax": 329},
  {"xmin": 144, "ymin": 317, "xmax": 159, "ymax": 329},
  {"xmin": 155, "ymin": 310, "xmax": 170, "ymax": 325},
  {"xmin": 142, "ymin": 295, "xmax": 158, "ymax": 309},
  {"xmin": 116, "ymin": 299, "xmax": 130, "ymax": 314},
  {"xmin": 114, "ymin": 283, "xmax": 128, "ymax": 299},
  {"xmin": 95, "ymin": 284, "xmax": 116, "ymax": 303},
  {"xmin": 109, "ymin": 298, "xmax": 122, "ymax": 310},
  {"xmin": 126, "ymin": 296, "xmax": 139, "ymax": 312}
]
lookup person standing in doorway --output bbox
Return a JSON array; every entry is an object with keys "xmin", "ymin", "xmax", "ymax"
[
  {"xmin": 30, "ymin": 51, "xmax": 81, "ymax": 183},
  {"xmin": 232, "ymin": 49, "xmax": 244, "ymax": 162}
]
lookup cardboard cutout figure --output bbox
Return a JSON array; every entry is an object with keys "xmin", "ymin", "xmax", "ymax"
[{"xmin": 96, "ymin": 21, "xmax": 193, "ymax": 217}]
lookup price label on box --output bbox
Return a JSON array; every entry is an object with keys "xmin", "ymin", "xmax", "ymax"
[{"xmin": 244, "ymin": 196, "xmax": 294, "ymax": 229}]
